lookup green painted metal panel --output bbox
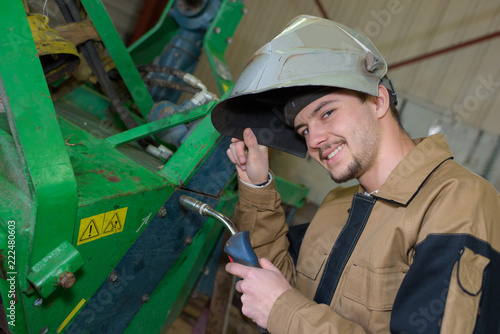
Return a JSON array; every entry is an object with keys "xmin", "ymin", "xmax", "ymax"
[
  {"xmin": 0, "ymin": 1, "xmax": 78, "ymax": 269},
  {"xmin": 106, "ymin": 102, "xmax": 214, "ymax": 148},
  {"xmin": 61, "ymin": 85, "xmax": 112, "ymax": 121},
  {"xmin": 81, "ymin": 0, "xmax": 154, "ymax": 118},
  {"xmin": 57, "ymin": 116, "xmax": 171, "ymax": 205},
  {"xmin": 203, "ymin": 0, "xmax": 245, "ymax": 94}
]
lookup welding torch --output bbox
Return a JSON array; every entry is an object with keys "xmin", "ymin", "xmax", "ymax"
[
  {"xmin": 179, "ymin": 195, "xmax": 260, "ymax": 267},
  {"xmin": 179, "ymin": 195, "xmax": 271, "ymax": 333}
]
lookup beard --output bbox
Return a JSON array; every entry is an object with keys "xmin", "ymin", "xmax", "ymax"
[
  {"xmin": 328, "ymin": 128, "xmax": 379, "ymax": 184},
  {"xmin": 329, "ymin": 156, "xmax": 363, "ymax": 183}
]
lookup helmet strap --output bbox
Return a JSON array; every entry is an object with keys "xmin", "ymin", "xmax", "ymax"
[{"xmin": 380, "ymin": 76, "xmax": 398, "ymax": 106}]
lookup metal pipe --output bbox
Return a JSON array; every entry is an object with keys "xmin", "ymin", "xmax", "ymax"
[
  {"xmin": 389, "ymin": 31, "xmax": 500, "ymax": 70},
  {"xmin": 179, "ymin": 195, "xmax": 238, "ymax": 236}
]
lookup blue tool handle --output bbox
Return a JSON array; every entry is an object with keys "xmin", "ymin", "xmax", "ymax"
[
  {"xmin": 224, "ymin": 231, "xmax": 269, "ymax": 333},
  {"xmin": 224, "ymin": 231, "xmax": 260, "ymax": 268}
]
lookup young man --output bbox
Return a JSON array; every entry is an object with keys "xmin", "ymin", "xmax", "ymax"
[{"xmin": 211, "ymin": 16, "xmax": 500, "ymax": 333}]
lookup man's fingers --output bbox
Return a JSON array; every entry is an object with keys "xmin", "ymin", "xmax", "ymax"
[
  {"xmin": 229, "ymin": 139, "xmax": 248, "ymax": 165},
  {"xmin": 226, "ymin": 148, "xmax": 237, "ymax": 165},
  {"xmin": 235, "ymin": 279, "xmax": 243, "ymax": 293},
  {"xmin": 226, "ymin": 262, "xmax": 251, "ymax": 278}
]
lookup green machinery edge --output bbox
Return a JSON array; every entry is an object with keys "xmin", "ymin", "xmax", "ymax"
[{"xmin": 0, "ymin": 0, "xmax": 309, "ymax": 333}]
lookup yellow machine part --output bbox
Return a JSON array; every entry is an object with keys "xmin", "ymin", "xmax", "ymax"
[{"xmin": 28, "ymin": 13, "xmax": 80, "ymax": 83}]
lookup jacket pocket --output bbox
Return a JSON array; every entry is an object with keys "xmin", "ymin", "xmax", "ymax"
[
  {"xmin": 441, "ymin": 247, "xmax": 489, "ymax": 333},
  {"xmin": 338, "ymin": 262, "xmax": 408, "ymax": 331},
  {"xmin": 295, "ymin": 239, "xmax": 327, "ymax": 298},
  {"xmin": 342, "ymin": 262, "xmax": 408, "ymax": 310}
]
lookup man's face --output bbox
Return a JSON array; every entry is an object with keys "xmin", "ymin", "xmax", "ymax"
[{"xmin": 293, "ymin": 89, "xmax": 380, "ymax": 183}]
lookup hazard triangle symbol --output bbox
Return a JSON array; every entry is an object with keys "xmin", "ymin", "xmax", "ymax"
[
  {"xmin": 103, "ymin": 213, "xmax": 121, "ymax": 233},
  {"xmin": 80, "ymin": 219, "xmax": 100, "ymax": 241}
]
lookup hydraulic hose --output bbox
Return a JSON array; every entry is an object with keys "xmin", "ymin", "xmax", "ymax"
[{"xmin": 55, "ymin": 0, "xmax": 157, "ymax": 148}]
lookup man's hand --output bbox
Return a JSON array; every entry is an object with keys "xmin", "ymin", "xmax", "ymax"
[
  {"xmin": 226, "ymin": 258, "xmax": 292, "ymax": 329},
  {"xmin": 227, "ymin": 128, "xmax": 269, "ymax": 185}
]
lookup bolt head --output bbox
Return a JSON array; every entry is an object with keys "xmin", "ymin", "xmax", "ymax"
[
  {"xmin": 141, "ymin": 294, "xmax": 150, "ymax": 303},
  {"xmin": 58, "ymin": 271, "xmax": 76, "ymax": 289},
  {"xmin": 214, "ymin": 26, "xmax": 221, "ymax": 34},
  {"xmin": 34, "ymin": 298, "xmax": 43, "ymax": 307},
  {"xmin": 158, "ymin": 207, "xmax": 167, "ymax": 218},
  {"xmin": 184, "ymin": 235, "xmax": 193, "ymax": 245},
  {"xmin": 108, "ymin": 271, "xmax": 118, "ymax": 283}
]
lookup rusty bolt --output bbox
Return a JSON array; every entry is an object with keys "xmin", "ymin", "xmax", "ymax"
[
  {"xmin": 213, "ymin": 26, "xmax": 221, "ymax": 34},
  {"xmin": 107, "ymin": 271, "xmax": 118, "ymax": 283},
  {"xmin": 226, "ymin": 37, "xmax": 232, "ymax": 44},
  {"xmin": 158, "ymin": 207, "xmax": 167, "ymax": 218},
  {"xmin": 184, "ymin": 235, "xmax": 193, "ymax": 245},
  {"xmin": 58, "ymin": 271, "xmax": 76, "ymax": 289},
  {"xmin": 141, "ymin": 294, "xmax": 150, "ymax": 303}
]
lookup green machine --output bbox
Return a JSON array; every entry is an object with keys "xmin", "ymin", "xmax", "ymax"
[{"xmin": 0, "ymin": 0, "xmax": 308, "ymax": 333}]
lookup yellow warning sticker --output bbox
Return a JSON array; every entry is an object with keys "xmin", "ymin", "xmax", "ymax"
[
  {"xmin": 102, "ymin": 208, "xmax": 127, "ymax": 236},
  {"xmin": 77, "ymin": 213, "xmax": 104, "ymax": 245},
  {"xmin": 77, "ymin": 208, "xmax": 128, "ymax": 245}
]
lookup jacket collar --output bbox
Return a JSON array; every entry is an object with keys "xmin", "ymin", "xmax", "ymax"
[{"xmin": 360, "ymin": 134, "xmax": 453, "ymax": 206}]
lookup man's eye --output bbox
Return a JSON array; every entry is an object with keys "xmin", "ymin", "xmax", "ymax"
[
  {"xmin": 322, "ymin": 110, "xmax": 334, "ymax": 119},
  {"xmin": 301, "ymin": 128, "xmax": 309, "ymax": 136}
]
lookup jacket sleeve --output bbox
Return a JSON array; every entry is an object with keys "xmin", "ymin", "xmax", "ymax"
[
  {"xmin": 390, "ymin": 176, "xmax": 500, "ymax": 334},
  {"xmin": 234, "ymin": 174, "xmax": 297, "ymax": 283}
]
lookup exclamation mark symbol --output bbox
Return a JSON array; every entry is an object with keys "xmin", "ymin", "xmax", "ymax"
[{"xmin": 89, "ymin": 225, "xmax": 93, "ymax": 238}]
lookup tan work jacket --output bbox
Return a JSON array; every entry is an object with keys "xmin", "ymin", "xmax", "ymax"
[{"xmin": 234, "ymin": 134, "xmax": 500, "ymax": 334}]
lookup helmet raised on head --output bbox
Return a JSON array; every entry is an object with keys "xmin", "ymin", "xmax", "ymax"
[{"xmin": 212, "ymin": 15, "xmax": 392, "ymax": 157}]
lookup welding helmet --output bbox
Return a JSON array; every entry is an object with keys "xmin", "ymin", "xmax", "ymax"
[{"xmin": 211, "ymin": 15, "xmax": 396, "ymax": 157}]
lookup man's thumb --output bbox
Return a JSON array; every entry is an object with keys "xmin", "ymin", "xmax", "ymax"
[{"xmin": 243, "ymin": 128, "xmax": 259, "ymax": 149}]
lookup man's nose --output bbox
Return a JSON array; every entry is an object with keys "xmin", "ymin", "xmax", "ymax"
[{"xmin": 307, "ymin": 125, "xmax": 328, "ymax": 149}]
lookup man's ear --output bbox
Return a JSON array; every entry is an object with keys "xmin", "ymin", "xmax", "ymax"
[{"xmin": 374, "ymin": 85, "xmax": 391, "ymax": 119}]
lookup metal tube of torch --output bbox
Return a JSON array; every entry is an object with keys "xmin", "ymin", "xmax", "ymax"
[{"xmin": 179, "ymin": 195, "xmax": 239, "ymax": 236}]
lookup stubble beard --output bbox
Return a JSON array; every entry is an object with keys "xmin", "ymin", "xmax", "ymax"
[
  {"xmin": 328, "ymin": 124, "xmax": 380, "ymax": 184},
  {"xmin": 329, "ymin": 156, "xmax": 364, "ymax": 184}
]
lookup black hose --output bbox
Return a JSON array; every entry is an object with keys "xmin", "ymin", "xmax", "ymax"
[
  {"xmin": 137, "ymin": 64, "xmax": 188, "ymax": 80},
  {"xmin": 55, "ymin": 0, "xmax": 156, "ymax": 148},
  {"xmin": 143, "ymin": 78, "xmax": 199, "ymax": 94},
  {"xmin": 109, "ymin": 68, "xmax": 199, "ymax": 94}
]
